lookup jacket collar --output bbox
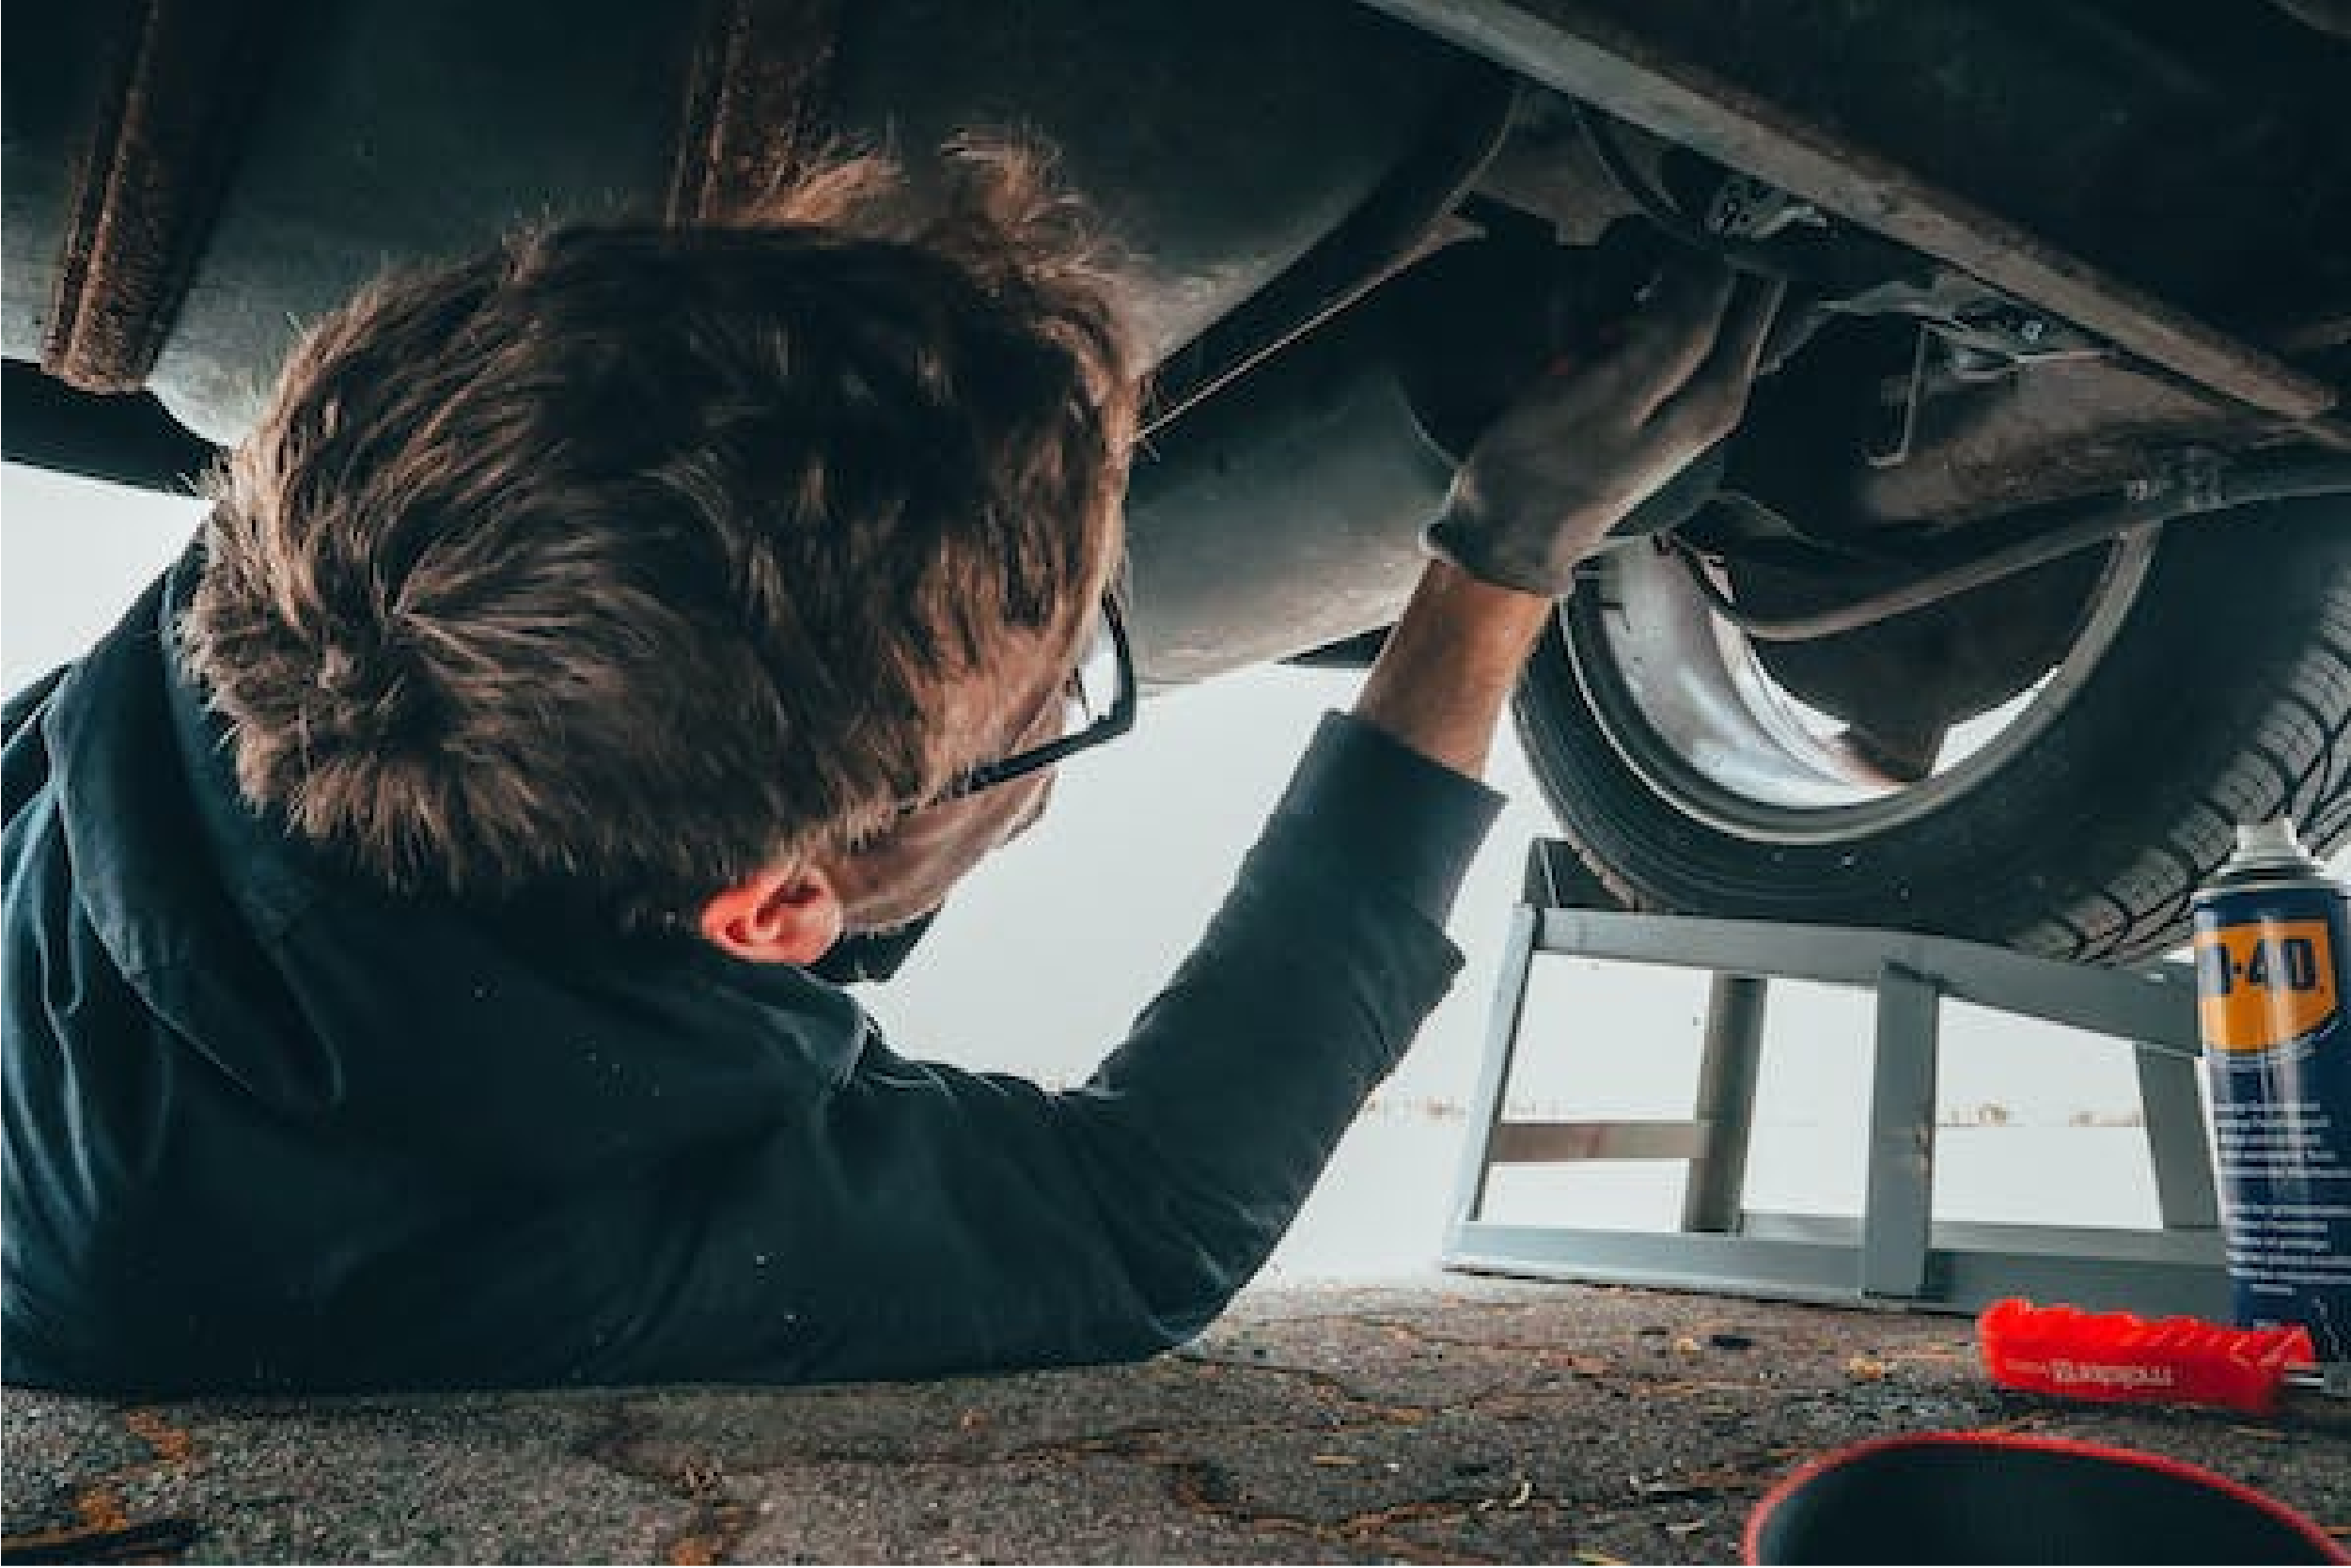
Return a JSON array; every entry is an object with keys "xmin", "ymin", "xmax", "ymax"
[{"xmin": 40, "ymin": 546, "xmax": 872, "ymax": 1176}]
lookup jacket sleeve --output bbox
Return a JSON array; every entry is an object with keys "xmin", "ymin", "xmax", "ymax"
[{"xmin": 601, "ymin": 715, "xmax": 1504, "ymax": 1386}]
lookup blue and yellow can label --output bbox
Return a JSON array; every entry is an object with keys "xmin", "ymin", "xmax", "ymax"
[{"xmin": 2194, "ymin": 917, "xmax": 2339, "ymax": 1054}]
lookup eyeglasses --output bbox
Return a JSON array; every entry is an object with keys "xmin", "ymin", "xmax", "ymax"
[{"xmin": 936, "ymin": 596, "xmax": 1137, "ymax": 803}]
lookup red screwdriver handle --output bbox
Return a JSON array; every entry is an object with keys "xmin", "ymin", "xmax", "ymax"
[{"xmin": 1979, "ymin": 1297, "xmax": 2316, "ymax": 1417}]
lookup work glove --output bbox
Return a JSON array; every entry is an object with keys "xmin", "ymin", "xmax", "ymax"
[{"xmin": 1424, "ymin": 259, "xmax": 1783, "ymax": 598}]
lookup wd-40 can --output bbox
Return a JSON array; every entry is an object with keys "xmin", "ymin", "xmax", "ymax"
[{"xmin": 2191, "ymin": 818, "xmax": 2350, "ymax": 1365}]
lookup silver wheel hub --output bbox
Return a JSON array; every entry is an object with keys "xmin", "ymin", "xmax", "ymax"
[{"xmin": 1566, "ymin": 533, "xmax": 2159, "ymax": 844}]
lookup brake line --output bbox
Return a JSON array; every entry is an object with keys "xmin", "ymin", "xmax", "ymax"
[{"xmin": 1674, "ymin": 452, "xmax": 2351, "ymax": 643}]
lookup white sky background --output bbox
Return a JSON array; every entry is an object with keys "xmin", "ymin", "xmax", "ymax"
[{"xmin": 3, "ymin": 464, "xmax": 2214, "ymax": 1276}]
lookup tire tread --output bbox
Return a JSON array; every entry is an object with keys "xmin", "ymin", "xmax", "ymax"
[{"xmin": 1513, "ymin": 504, "xmax": 2351, "ymax": 964}]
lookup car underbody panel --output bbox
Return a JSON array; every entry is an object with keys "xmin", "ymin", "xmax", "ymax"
[{"xmin": 6, "ymin": 0, "xmax": 2348, "ymax": 705}]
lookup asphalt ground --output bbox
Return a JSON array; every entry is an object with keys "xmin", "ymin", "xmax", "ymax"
[{"xmin": 7, "ymin": 1275, "xmax": 2347, "ymax": 1564}]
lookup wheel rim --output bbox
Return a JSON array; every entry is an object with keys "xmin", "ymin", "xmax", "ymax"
[{"xmin": 1563, "ymin": 533, "xmax": 2159, "ymax": 844}]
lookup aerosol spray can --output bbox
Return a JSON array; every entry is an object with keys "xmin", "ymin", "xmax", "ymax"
[{"xmin": 2191, "ymin": 819, "xmax": 2351, "ymax": 1367}]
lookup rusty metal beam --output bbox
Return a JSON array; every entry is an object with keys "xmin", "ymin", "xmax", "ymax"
[
  {"xmin": 1357, "ymin": 0, "xmax": 2341, "ymax": 424},
  {"xmin": 1488, "ymin": 1120, "xmax": 1708, "ymax": 1163},
  {"xmin": 42, "ymin": 0, "xmax": 287, "ymax": 394},
  {"xmin": 666, "ymin": 0, "xmax": 843, "ymax": 225}
]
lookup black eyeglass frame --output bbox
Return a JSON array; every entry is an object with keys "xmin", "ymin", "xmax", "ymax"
[{"xmin": 934, "ymin": 596, "xmax": 1137, "ymax": 803}]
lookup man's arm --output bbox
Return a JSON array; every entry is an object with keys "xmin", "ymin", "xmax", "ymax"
[{"xmin": 1353, "ymin": 560, "xmax": 1553, "ymax": 779}]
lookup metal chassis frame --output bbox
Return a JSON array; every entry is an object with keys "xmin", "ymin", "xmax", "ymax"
[
  {"xmin": 1356, "ymin": 0, "xmax": 2343, "ymax": 435},
  {"xmin": 1443, "ymin": 850, "xmax": 2228, "ymax": 1318}
]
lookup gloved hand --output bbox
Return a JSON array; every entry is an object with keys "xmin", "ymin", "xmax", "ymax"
[{"xmin": 1423, "ymin": 259, "xmax": 1782, "ymax": 598}]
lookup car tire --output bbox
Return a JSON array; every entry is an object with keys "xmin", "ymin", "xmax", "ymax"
[{"xmin": 1512, "ymin": 497, "xmax": 2351, "ymax": 963}]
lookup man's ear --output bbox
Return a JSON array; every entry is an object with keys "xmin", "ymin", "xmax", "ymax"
[{"xmin": 697, "ymin": 866, "xmax": 845, "ymax": 965}]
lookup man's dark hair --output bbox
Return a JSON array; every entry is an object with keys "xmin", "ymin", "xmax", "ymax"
[{"xmin": 181, "ymin": 141, "xmax": 1136, "ymax": 928}]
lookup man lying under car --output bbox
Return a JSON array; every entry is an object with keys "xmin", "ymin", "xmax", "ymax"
[{"xmin": 3, "ymin": 144, "xmax": 1775, "ymax": 1392}]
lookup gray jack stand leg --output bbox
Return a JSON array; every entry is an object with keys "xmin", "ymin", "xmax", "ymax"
[
  {"xmin": 1683, "ymin": 974, "xmax": 1766, "ymax": 1235},
  {"xmin": 1862, "ymin": 964, "xmax": 1938, "ymax": 1301}
]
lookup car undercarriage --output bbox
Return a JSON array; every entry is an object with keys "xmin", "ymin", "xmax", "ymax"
[{"xmin": 7, "ymin": 0, "xmax": 2350, "ymax": 958}]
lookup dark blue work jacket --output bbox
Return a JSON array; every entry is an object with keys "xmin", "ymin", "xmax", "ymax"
[{"xmin": 4, "ymin": 549, "xmax": 1494, "ymax": 1393}]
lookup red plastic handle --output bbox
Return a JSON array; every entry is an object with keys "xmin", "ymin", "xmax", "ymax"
[{"xmin": 1978, "ymin": 1297, "xmax": 2316, "ymax": 1417}]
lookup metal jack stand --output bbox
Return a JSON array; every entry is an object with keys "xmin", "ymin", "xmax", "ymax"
[{"xmin": 1443, "ymin": 842, "xmax": 2228, "ymax": 1317}]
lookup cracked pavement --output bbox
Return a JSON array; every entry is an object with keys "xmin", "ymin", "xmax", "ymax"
[{"xmin": 7, "ymin": 1277, "xmax": 2348, "ymax": 1563}]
